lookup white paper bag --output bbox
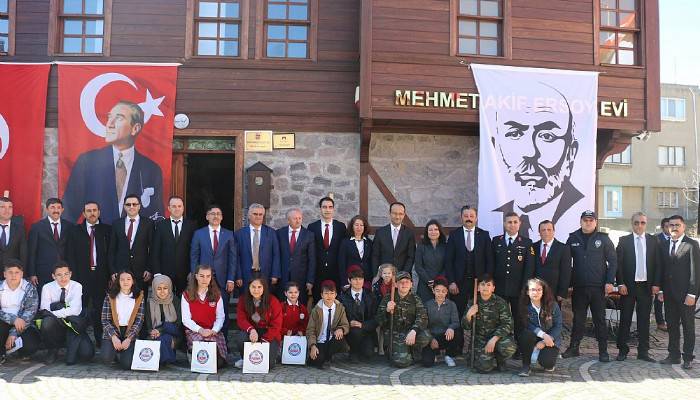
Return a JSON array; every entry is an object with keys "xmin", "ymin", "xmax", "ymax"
[
  {"xmin": 190, "ymin": 340, "xmax": 217, "ymax": 374},
  {"xmin": 131, "ymin": 339, "xmax": 161, "ymax": 371},
  {"xmin": 243, "ymin": 342, "xmax": 270, "ymax": 374},
  {"xmin": 281, "ymin": 335, "xmax": 307, "ymax": 365}
]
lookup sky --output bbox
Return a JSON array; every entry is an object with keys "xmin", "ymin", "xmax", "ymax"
[{"xmin": 660, "ymin": 0, "xmax": 700, "ymax": 85}]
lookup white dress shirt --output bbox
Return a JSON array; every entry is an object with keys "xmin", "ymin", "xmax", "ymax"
[
  {"xmin": 540, "ymin": 240, "xmax": 553, "ymax": 257},
  {"xmin": 124, "ymin": 214, "xmax": 140, "ymax": 248},
  {"xmin": 181, "ymin": 292, "xmax": 225, "ymax": 333},
  {"xmin": 249, "ymin": 224, "xmax": 262, "ymax": 250},
  {"xmin": 40, "ymin": 280, "xmax": 83, "ymax": 318},
  {"xmin": 633, "ymin": 233, "xmax": 647, "ymax": 282},
  {"xmin": 113, "ymin": 145, "xmax": 135, "ymax": 208},
  {"xmin": 0, "ymin": 219, "xmax": 11, "ymax": 245},
  {"xmin": 0, "ymin": 279, "xmax": 29, "ymax": 316},
  {"xmin": 322, "ymin": 219, "xmax": 334, "ymax": 243},
  {"xmin": 86, "ymin": 222, "xmax": 98, "ymax": 267},
  {"xmin": 354, "ymin": 238, "xmax": 365, "ymax": 258},
  {"xmin": 505, "ymin": 233, "xmax": 518, "ymax": 245},
  {"xmin": 463, "ymin": 227, "xmax": 474, "ymax": 251},
  {"xmin": 351, "ymin": 288, "xmax": 363, "ymax": 302},
  {"xmin": 171, "ymin": 218, "xmax": 182, "ymax": 238},
  {"xmin": 47, "ymin": 216, "xmax": 62, "ymax": 238},
  {"xmin": 318, "ymin": 301, "xmax": 336, "ymax": 343}
]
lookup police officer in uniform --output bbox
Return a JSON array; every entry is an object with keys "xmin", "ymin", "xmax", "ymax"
[{"xmin": 562, "ymin": 211, "xmax": 617, "ymax": 362}]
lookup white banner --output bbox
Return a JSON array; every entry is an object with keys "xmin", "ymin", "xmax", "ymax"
[
  {"xmin": 131, "ymin": 339, "xmax": 160, "ymax": 371},
  {"xmin": 472, "ymin": 64, "xmax": 598, "ymax": 242}
]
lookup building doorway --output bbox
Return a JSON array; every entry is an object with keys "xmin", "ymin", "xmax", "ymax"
[{"xmin": 185, "ymin": 153, "xmax": 235, "ymax": 230}]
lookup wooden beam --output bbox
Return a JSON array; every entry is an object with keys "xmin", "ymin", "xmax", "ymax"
[
  {"xmin": 367, "ymin": 163, "xmax": 415, "ymax": 229},
  {"xmin": 644, "ymin": 0, "xmax": 661, "ymax": 132}
]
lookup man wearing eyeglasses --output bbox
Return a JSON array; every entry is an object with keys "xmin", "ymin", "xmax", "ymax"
[
  {"xmin": 614, "ymin": 212, "xmax": 658, "ymax": 362},
  {"xmin": 233, "ymin": 203, "xmax": 280, "ymax": 290}
]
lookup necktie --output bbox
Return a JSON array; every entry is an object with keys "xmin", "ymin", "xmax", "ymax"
[
  {"xmin": 127, "ymin": 218, "xmax": 135, "ymax": 246},
  {"xmin": 115, "ymin": 152, "xmax": 127, "ymax": 201},
  {"xmin": 508, "ymin": 237, "xmax": 513, "ymax": 247},
  {"xmin": 173, "ymin": 220, "xmax": 180, "ymax": 242},
  {"xmin": 290, "ymin": 229, "xmax": 297, "ymax": 253},
  {"xmin": 325, "ymin": 308, "xmax": 332, "ymax": 343},
  {"xmin": 59, "ymin": 287, "xmax": 66, "ymax": 305},
  {"xmin": 671, "ymin": 240, "xmax": 677, "ymax": 257},
  {"xmin": 635, "ymin": 236, "xmax": 646, "ymax": 281},
  {"xmin": 541, "ymin": 243, "xmax": 547, "ymax": 264},
  {"xmin": 89, "ymin": 225, "xmax": 96, "ymax": 269},
  {"xmin": 323, "ymin": 223, "xmax": 330, "ymax": 250},
  {"xmin": 252, "ymin": 228, "xmax": 260, "ymax": 271},
  {"xmin": 354, "ymin": 292, "xmax": 361, "ymax": 306},
  {"xmin": 465, "ymin": 230, "xmax": 472, "ymax": 252},
  {"xmin": 392, "ymin": 227, "xmax": 399, "ymax": 248},
  {"xmin": 52, "ymin": 222, "xmax": 59, "ymax": 241},
  {"xmin": 0, "ymin": 224, "xmax": 7, "ymax": 249},
  {"xmin": 213, "ymin": 230, "xmax": 219, "ymax": 254}
]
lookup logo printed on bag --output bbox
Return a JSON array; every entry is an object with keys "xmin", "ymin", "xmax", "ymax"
[
  {"xmin": 249, "ymin": 350, "xmax": 264, "ymax": 365},
  {"xmin": 288, "ymin": 343, "xmax": 302, "ymax": 356},
  {"xmin": 197, "ymin": 349, "xmax": 210, "ymax": 365},
  {"xmin": 139, "ymin": 347, "xmax": 154, "ymax": 362}
]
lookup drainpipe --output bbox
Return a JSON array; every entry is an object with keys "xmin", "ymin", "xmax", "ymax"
[{"xmin": 689, "ymin": 87, "xmax": 699, "ymax": 229}]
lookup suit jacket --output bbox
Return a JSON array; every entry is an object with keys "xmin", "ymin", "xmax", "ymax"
[
  {"xmin": 108, "ymin": 216, "xmax": 154, "ymax": 279},
  {"xmin": 28, "ymin": 218, "xmax": 74, "ymax": 284},
  {"xmin": 63, "ymin": 145, "xmax": 164, "ymax": 225},
  {"xmin": 190, "ymin": 226, "xmax": 237, "ymax": 290},
  {"xmin": 308, "ymin": 219, "xmax": 346, "ymax": 284},
  {"xmin": 444, "ymin": 227, "xmax": 493, "ymax": 287},
  {"xmin": 151, "ymin": 218, "xmax": 197, "ymax": 292},
  {"xmin": 371, "ymin": 224, "xmax": 415, "ymax": 273},
  {"xmin": 533, "ymin": 239, "xmax": 571, "ymax": 299},
  {"xmin": 234, "ymin": 224, "xmax": 280, "ymax": 287},
  {"xmin": 339, "ymin": 287, "xmax": 378, "ymax": 332},
  {"xmin": 615, "ymin": 233, "xmax": 659, "ymax": 291},
  {"xmin": 656, "ymin": 235, "xmax": 700, "ymax": 303},
  {"xmin": 277, "ymin": 226, "xmax": 316, "ymax": 287},
  {"xmin": 338, "ymin": 236, "xmax": 373, "ymax": 284},
  {"xmin": 492, "ymin": 234, "xmax": 535, "ymax": 298},
  {"xmin": 65, "ymin": 221, "xmax": 111, "ymax": 294},
  {"xmin": 0, "ymin": 216, "xmax": 27, "ymax": 268}
]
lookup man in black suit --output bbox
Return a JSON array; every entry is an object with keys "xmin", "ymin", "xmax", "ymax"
[
  {"xmin": 614, "ymin": 212, "xmax": 658, "ymax": 362},
  {"xmin": 108, "ymin": 194, "xmax": 154, "ymax": 297},
  {"xmin": 445, "ymin": 205, "xmax": 493, "ymax": 317},
  {"xmin": 65, "ymin": 201, "xmax": 111, "ymax": 342},
  {"xmin": 151, "ymin": 196, "xmax": 196, "ymax": 295},
  {"xmin": 492, "ymin": 212, "xmax": 535, "ymax": 335},
  {"xmin": 63, "ymin": 101, "xmax": 163, "ymax": 224},
  {"xmin": 0, "ymin": 197, "xmax": 27, "ymax": 267},
  {"xmin": 28, "ymin": 198, "xmax": 73, "ymax": 288},
  {"xmin": 654, "ymin": 217, "xmax": 670, "ymax": 331},
  {"xmin": 371, "ymin": 201, "xmax": 415, "ymax": 274},
  {"xmin": 277, "ymin": 208, "xmax": 315, "ymax": 304},
  {"xmin": 308, "ymin": 197, "xmax": 346, "ymax": 302},
  {"xmin": 656, "ymin": 215, "xmax": 700, "ymax": 369},
  {"xmin": 533, "ymin": 220, "xmax": 571, "ymax": 303}
]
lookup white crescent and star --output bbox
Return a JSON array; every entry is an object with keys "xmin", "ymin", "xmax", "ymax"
[
  {"xmin": 79, "ymin": 72, "xmax": 166, "ymax": 138},
  {"xmin": 0, "ymin": 113, "xmax": 8, "ymax": 160}
]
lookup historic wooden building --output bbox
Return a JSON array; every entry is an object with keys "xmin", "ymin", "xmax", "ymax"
[{"xmin": 1, "ymin": 0, "xmax": 659, "ymax": 231}]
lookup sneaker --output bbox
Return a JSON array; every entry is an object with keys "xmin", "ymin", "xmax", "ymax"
[
  {"xmin": 444, "ymin": 355, "xmax": 456, "ymax": 367},
  {"xmin": 544, "ymin": 366, "xmax": 556, "ymax": 372},
  {"xmin": 518, "ymin": 366, "xmax": 531, "ymax": 377},
  {"xmin": 234, "ymin": 359, "xmax": 244, "ymax": 369}
]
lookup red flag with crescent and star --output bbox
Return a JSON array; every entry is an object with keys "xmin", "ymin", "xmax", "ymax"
[
  {"xmin": 58, "ymin": 63, "xmax": 178, "ymax": 224},
  {"xmin": 0, "ymin": 63, "xmax": 51, "ymax": 227}
]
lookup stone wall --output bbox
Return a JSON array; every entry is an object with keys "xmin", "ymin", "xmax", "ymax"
[{"xmin": 40, "ymin": 128, "xmax": 59, "ymax": 216}]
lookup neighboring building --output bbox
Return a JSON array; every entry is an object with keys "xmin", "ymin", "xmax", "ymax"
[
  {"xmin": 598, "ymin": 83, "xmax": 699, "ymax": 232},
  {"xmin": 2, "ymin": 0, "xmax": 661, "ymax": 233}
]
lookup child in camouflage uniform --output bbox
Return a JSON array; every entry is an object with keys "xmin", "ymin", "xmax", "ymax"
[
  {"xmin": 463, "ymin": 273, "xmax": 517, "ymax": 373},
  {"xmin": 376, "ymin": 271, "xmax": 432, "ymax": 367}
]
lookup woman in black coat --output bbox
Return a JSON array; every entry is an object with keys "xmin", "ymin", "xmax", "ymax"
[
  {"xmin": 338, "ymin": 215, "xmax": 373, "ymax": 288},
  {"xmin": 414, "ymin": 219, "xmax": 447, "ymax": 302}
]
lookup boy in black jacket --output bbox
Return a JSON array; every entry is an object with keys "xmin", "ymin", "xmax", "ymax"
[{"xmin": 339, "ymin": 265, "xmax": 378, "ymax": 361}]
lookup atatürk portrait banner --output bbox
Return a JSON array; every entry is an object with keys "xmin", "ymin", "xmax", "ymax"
[{"xmin": 472, "ymin": 64, "xmax": 599, "ymax": 242}]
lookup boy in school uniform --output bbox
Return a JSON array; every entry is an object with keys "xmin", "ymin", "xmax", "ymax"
[
  {"xmin": 339, "ymin": 265, "xmax": 377, "ymax": 362},
  {"xmin": 306, "ymin": 280, "xmax": 349, "ymax": 369}
]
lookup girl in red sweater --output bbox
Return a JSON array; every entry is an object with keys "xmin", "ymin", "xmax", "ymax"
[
  {"xmin": 235, "ymin": 277, "xmax": 283, "ymax": 369},
  {"xmin": 281, "ymin": 281, "xmax": 308, "ymax": 336}
]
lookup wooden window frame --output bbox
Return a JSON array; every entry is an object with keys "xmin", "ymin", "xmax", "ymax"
[
  {"xmin": 450, "ymin": 0, "xmax": 511, "ymax": 59},
  {"xmin": 185, "ymin": 0, "xmax": 249, "ymax": 59},
  {"xmin": 594, "ymin": 0, "xmax": 642, "ymax": 66},
  {"xmin": 48, "ymin": 0, "xmax": 112, "ymax": 56},
  {"xmin": 255, "ymin": 0, "xmax": 318, "ymax": 61},
  {"xmin": 0, "ymin": 0, "xmax": 16, "ymax": 56}
]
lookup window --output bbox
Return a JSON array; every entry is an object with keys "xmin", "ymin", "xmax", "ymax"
[
  {"xmin": 50, "ymin": 0, "xmax": 111, "ymax": 55},
  {"xmin": 605, "ymin": 145, "xmax": 631, "ymax": 164},
  {"xmin": 599, "ymin": 0, "xmax": 639, "ymax": 65},
  {"xmin": 0, "ymin": 0, "xmax": 15, "ymax": 55},
  {"xmin": 657, "ymin": 191, "xmax": 679, "ymax": 209},
  {"xmin": 455, "ymin": 0, "xmax": 503, "ymax": 56},
  {"xmin": 661, "ymin": 97, "xmax": 686, "ymax": 121},
  {"xmin": 658, "ymin": 146, "xmax": 685, "ymax": 167},
  {"xmin": 604, "ymin": 186, "xmax": 623, "ymax": 217},
  {"xmin": 263, "ymin": 0, "xmax": 310, "ymax": 58},
  {"xmin": 195, "ymin": 1, "xmax": 241, "ymax": 57}
]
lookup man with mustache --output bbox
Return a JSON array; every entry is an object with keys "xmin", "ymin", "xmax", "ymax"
[{"xmin": 491, "ymin": 83, "xmax": 583, "ymax": 239}]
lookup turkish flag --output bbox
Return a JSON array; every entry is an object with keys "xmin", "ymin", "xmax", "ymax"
[
  {"xmin": 0, "ymin": 63, "xmax": 51, "ymax": 227},
  {"xmin": 58, "ymin": 63, "xmax": 178, "ymax": 224}
]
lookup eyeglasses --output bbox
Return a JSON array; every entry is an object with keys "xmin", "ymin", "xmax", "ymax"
[{"xmin": 124, "ymin": 203, "xmax": 140, "ymax": 207}]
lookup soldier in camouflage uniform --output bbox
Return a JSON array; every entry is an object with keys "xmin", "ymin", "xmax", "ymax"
[
  {"xmin": 463, "ymin": 274, "xmax": 517, "ymax": 373},
  {"xmin": 376, "ymin": 271, "xmax": 432, "ymax": 367}
]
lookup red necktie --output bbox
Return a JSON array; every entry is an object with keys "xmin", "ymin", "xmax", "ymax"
[
  {"xmin": 213, "ymin": 230, "xmax": 219, "ymax": 254},
  {"xmin": 52, "ymin": 222, "xmax": 59, "ymax": 241},
  {"xmin": 89, "ymin": 225, "xmax": 96, "ymax": 268},
  {"xmin": 127, "ymin": 218, "xmax": 135, "ymax": 246},
  {"xmin": 541, "ymin": 243, "xmax": 547, "ymax": 265},
  {"xmin": 290, "ymin": 229, "xmax": 297, "ymax": 253},
  {"xmin": 323, "ymin": 223, "xmax": 330, "ymax": 250}
]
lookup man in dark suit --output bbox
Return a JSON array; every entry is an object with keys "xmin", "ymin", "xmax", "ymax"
[
  {"xmin": 234, "ymin": 203, "xmax": 280, "ymax": 290},
  {"xmin": 492, "ymin": 212, "xmax": 535, "ymax": 335},
  {"xmin": 654, "ymin": 217, "xmax": 670, "ymax": 331},
  {"xmin": 445, "ymin": 205, "xmax": 493, "ymax": 317},
  {"xmin": 190, "ymin": 204, "xmax": 237, "ymax": 338},
  {"xmin": 108, "ymin": 194, "xmax": 154, "ymax": 296},
  {"xmin": 28, "ymin": 198, "xmax": 74, "ymax": 288},
  {"xmin": 308, "ymin": 197, "xmax": 346, "ymax": 301},
  {"xmin": 371, "ymin": 201, "xmax": 415, "ymax": 274},
  {"xmin": 63, "ymin": 101, "xmax": 163, "ymax": 224},
  {"xmin": 151, "ymin": 196, "xmax": 196, "ymax": 295},
  {"xmin": 65, "ymin": 201, "xmax": 111, "ymax": 343},
  {"xmin": 276, "ymin": 208, "xmax": 315, "ymax": 304},
  {"xmin": 614, "ymin": 212, "xmax": 659, "ymax": 362},
  {"xmin": 533, "ymin": 220, "xmax": 571, "ymax": 302},
  {"xmin": 656, "ymin": 215, "xmax": 700, "ymax": 369},
  {"xmin": 0, "ymin": 197, "xmax": 27, "ymax": 267}
]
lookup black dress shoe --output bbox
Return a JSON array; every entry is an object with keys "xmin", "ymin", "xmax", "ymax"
[
  {"xmin": 682, "ymin": 360, "xmax": 693, "ymax": 369},
  {"xmin": 517, "ymin": 366, "xmax": 531, "ymax": 377},
  {"xmin": 637, "ymin": 353, "xmax": 656, "ymax": 363},
  {"xmin": 599, "ymin": 352, "xmax": 610, "ymax": 362},
  {"xmin": 616, "ymin": 352, "xmax": 628, "ymax": 361},
  {"xmin": 562, "ymin": 347, "xmax": 580, "ymax": 359},
  {"xmin": 659, "ymin": 356, "xmax": 681, "ymax": 365}
]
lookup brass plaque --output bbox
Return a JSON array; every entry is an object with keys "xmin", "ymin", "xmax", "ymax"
[
  {"xmin": 273, "ymin": 132, "xmax": 295, "ymax": 149},
  {"xmin": 244, "ymin": 130, "xmax": 273, "ymax": 152}
]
